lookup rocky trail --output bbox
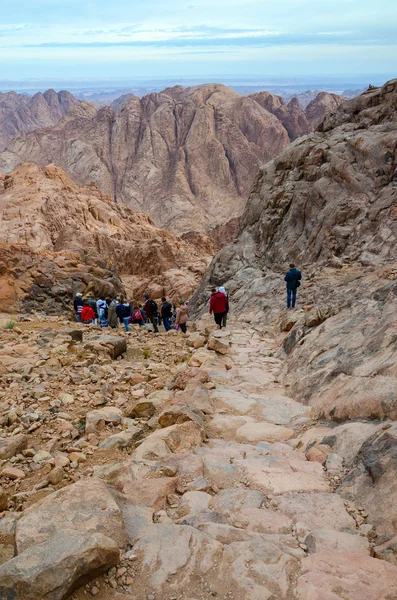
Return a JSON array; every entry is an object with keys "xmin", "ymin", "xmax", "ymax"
[{"xmin": 0, "ymin": 314, "xmax": 396, "ymax": 599}]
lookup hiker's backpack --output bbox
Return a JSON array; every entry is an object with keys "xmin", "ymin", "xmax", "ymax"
[
  {"xmin": 151, "ymin": 299, "xmax": 158, "ymax": 313},
  {"xmin": 133, "ymin": 309, "xmax": 142, "ymax": 320}
]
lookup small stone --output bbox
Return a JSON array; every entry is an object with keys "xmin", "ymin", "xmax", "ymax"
[
  {"xmin": 90, "ymin": 586, "xmax": 99, "ymax": 596},
  {"xmin": 33, "ymin": 450, "xmax": 52, "ymax": 464},
  {"xmin": 0, "ymin": 466, "xmax": 25, "ymax": 480},
  {"xmin": 47, "ymin": 466, "xmax": 64, "ymax": 485}
]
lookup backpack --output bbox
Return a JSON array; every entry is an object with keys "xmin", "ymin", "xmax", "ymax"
[
  {"xmin": 151, "ymin": 299, "xmax": 158, "ymax": 313},
  {"xmin": 133, "ymin": 309, "xmax": 142, "ymax": 320}
]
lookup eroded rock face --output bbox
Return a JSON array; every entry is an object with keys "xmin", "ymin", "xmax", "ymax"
[
  {"xmin": 0, "ymin": 162, "xmax": 214, "ymax": 311},
  {"xmin": 0, "ymin": 85, "xmax": 341, "ymax": 236},
  {"xmin": 0, "ymin": 89, "xmax": 80, "ymax": 151}
]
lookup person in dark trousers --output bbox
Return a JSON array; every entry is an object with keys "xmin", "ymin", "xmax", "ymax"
[
  {"xmin": 209, "ymin": 288, "xmax": 228, "ymax": 328},
  {"xmin": 116, "ymin": 299, "xmax": 124, "ymax": 324},
  {"xmin": 218, "ymin": 286, "xmax": 229, "ymax": 328},
  {"xmin": 284, "ymin": 263, "xmax": 302, "ymax": 309},
  {"xmin": 73, "ymin": 292, "xmax": 84, "ymax": 322},
  {"xmin": 120, "ymin": 301, "xmax": 132, "ymax": 332},
  {"xmin": 161, "ymin": 296, "xmax": 172, "ymax": 332},
  {"xmin": 144, "ymin": 293, "xmax": 159, "ymax": 333}
]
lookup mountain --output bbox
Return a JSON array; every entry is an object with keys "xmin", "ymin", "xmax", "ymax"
[
  {"xmin": 0, "ymin": 84, "xmax": 344, "ymax": 236},
  {"xmin": 250, "ymin": 90, "xmax": 345, "ymax": 140},
  {"xmin": 0, "ymin": 162, "xmax": 215, "ymax": 313},
  {"xmin": 0, "ymin": 89, "xmax": 80, "ymax": 151},
  {"xmin": 191, "ymin": 80, "xmax": 397, "ymax": 547}
]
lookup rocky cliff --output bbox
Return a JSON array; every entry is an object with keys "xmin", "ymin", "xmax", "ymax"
[
  {"xmin": 191, "ymin": 80, "xmax": 397, "ymax": 547},
  {"xmin": 250, "ymin": 90, "xmax": 345, "ymax": 141},
  {"xmin": 0, "ymin": 89, "xmax": 80, "ymax": 151},
  {"xmin": 0, "ymin": 163, "xmax": 214, "ymax": 313},
  {"xmin": 0, "ymin": 85, "xmax": 343, "ymax": 236}
]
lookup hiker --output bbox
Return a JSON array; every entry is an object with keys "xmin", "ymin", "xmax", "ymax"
[
  {"xmin": 131, "ymin": 305, "xmax": 144, "ymax": 326},
  {"xmin": 161, "ymin": 296, "xmax": 173, "ymax": 331},
  {"xmin": 209, "ymin": 287, "xmax": 228, "ymax": 329},
  {"xmin": 96, "ymin": 296, "xmax": 108, "ymax": 327},
  {"xmin": 284, "ymin": 263, "xmax": 302, "ymax": 309},
  {"xmin": 144, "ymin": 293, "xmax": 159, "ymax": 333},
  {"xmin": 96, "ymin": 297, "xmax": 107, "ymax": 320},
  {"xmin": 175, "ymin": 299, "xmax": 189, "ymax": 333},
  {"xmin": 107, "ymin": 299, "xmax": 118, "ymax": 329},
  {"xmin": 116, "ymin": 299, "xmax": 124, "ymax": 324},
  {"xmin": 73, "ymin": 293, "xmax": 84, "ymax": 322},
  {"xmin": 219, "ymin": 286, "xmax": 229, "ymax": 328},
  {"xmin": 120, "ymin": 300, "xmax": 132, "ymax": 332},
  {"xmin": 81, "ymin": 301, "xmax": 95, "ymax": 324},
  {"xmin": 87, "ymin": 296, "xmax": 98, "ymax": 324}
]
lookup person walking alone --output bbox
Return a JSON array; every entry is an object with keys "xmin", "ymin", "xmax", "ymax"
[
  {"xmin": 161, "ymin": 296, "xmax": 173, "ymax": 332},
  {"xmin": 218, "ymin": 286, "xmax": 229, "ymax": 328},
  {"xmin": 209, "ymin": 288, "xmax": 228, "ymax": 329},
  {"xmin": 284, "ymin": 263, "xmax": 302, "ymax": 309}
]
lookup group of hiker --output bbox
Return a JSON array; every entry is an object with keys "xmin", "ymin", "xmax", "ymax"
[
  {"xmin": 73, "ymin": 293, "xmax": 190, "ymax": 334},
  {"xmin": 73, "ymin": 264, "xmax": 301, "ymax": 332}
]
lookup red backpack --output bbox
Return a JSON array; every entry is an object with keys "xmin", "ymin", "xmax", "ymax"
[{"xmin": 133, "ymin": 309, "xmax": 143, "ymax": 320}]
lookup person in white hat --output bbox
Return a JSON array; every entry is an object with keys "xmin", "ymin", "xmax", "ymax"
[{"xmin": 73, "ymin": 292, "xmax": 84, "ymax": 322}]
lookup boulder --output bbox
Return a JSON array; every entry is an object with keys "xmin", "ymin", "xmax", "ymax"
[
  {"xmin": 158, "ymin": 404, "xmax": 206, "ymax": 429},
  {"xmin": 98, "ymin": 427, "xmax": 142, "ymax": 449},
  {"xmin": 172, "ymin": 368, "xmax": 210, "ymax": 391},
  {"xmin": 85, "ymin": 406, "xmax": 123, "ymax": 434},
  {"xmin": 15, "ymin": 479, "xmax": 126, "ymax": 553},
  {"xmin": 87, "ymin": 336, "xmax": 127, "ymax": 359},
  {"xmin": 0, "ymin": 486, "xmax": 8, "ymax": 511},
  {"xmin": 0, "ymin": 434, "xmax": 28, "ymax": 460},
  {"xmin": 306, "ymin": 444, "xmax": 332, "ymax": 465},
  {"xmin": 208, "ymin": 335, "xmax": 230, "ymax": 354},
  {"xmin": 125, "ymin": 400, "xmax": 155, "ymax": 419},
  {"xmin": 0, "ymin": 528, "xmax": 119, "ymax": 600}
]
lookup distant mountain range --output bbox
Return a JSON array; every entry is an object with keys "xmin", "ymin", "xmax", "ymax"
[{"xmin": 0, "ymin": 84, "xmax": 345, "ymax": 237}]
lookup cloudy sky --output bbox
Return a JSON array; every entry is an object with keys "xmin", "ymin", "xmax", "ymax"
[{"xmin": 1, "ymin": 0, "xmax": 396, "ymax": 79}]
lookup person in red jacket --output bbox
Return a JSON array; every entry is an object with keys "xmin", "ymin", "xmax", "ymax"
[
  {"xmin": 209, "ymin": 288, "xmax": 228, "ymax": 329},
  {"xmin": 81, "ymin": 301, "xmax": 95, "ymax": 324}
]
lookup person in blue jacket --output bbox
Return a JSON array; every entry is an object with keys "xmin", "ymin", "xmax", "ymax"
[{"xmin": 284, "ymin": 264, "xmax": 302, "ymax": 309}]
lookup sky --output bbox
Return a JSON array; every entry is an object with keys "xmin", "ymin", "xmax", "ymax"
[{"xmin": 0, "ymin": 0, "xmax": 396, "ymax": 80}]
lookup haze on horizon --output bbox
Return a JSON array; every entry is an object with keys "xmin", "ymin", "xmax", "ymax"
[{"xmin": 0, "ymin": 0, "xmax": 396, "ymax": 81}]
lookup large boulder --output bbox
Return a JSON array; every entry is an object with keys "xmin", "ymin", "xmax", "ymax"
[
  {"xmin": 0, "ymin": 434, "xmax": 28, "ymax": 460},
  {"xmin": 86, "ymin": 335, "xmax": 127, "ymax": 359},
  {"xmin": 15, "ymin": 479, "xmax": 126, "ymax": 553},
  {"xmin": 0, "ymin": 528, "xmax": 119, "ymax": 600}
]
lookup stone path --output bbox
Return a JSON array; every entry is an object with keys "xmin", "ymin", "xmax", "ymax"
[
  {"xmin": 86, "ymin": 322, "xmax": 396, "ymax": 600},
  {"xmin": 2, "ymin": 319, "xmax": 397, "ymax": 600}
]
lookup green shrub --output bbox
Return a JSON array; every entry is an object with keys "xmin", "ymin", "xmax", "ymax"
[
  {"xmin": 143, "ymin": 347, "xmax": 151, "ymax": 359},
  {"xmin": 3, "ymin": 320, "xmax": 15, "ymax": 330}
]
